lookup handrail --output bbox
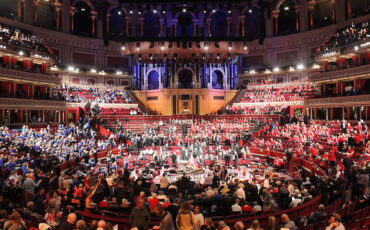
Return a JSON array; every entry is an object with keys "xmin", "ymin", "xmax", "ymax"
[{"xmin": 0, "ymin": 67, "xmax": 60, "ymax": 84}]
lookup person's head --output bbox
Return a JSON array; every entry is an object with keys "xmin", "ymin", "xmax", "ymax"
[
  {"xmin": 318, "ymin": 204, "xmax": 325, "ymax": 211},
  {"xmin": 268, "ymin": 216, "xmax": 276, "ymax": 226},
  {"xmin": 9, "ymin": 212, "xmax": 21, "ymax": 223},
  {"xmin": 76, "ymin": 220, "xmax": 86, "ymax": 230},
  {"xmin": 193, "ymin": 206, "xmax": 201, "ymax": 214},
  {"xmin": 329, "ymin": 213, "xmax": 342, "ymax": 227},
  {"xmin": 218, "ymin": 221, "xmax": 228, "ymax": 230},
  {"xmin": 136, "ymin": 198, "xmax": 145, "ymax": 208},
  {"xmin": 281, "ymin": 214, "xmax": 290, "ymax": 223},
  {"xmin": 250, "ymin": 220, "xmax": 261, "ymax": 229},
  {"xmin": 233, "ymin": 221, "xmax": 244, "ymax": 230},
  {"xmin": 205, "ymin": 218, "xmax": 214, "ymax": 227},
  {"xmin": 67, "ymin": 213, "xmax": 77, "ymax": 224},
  {"xmin": 97, "ymin": 220, "xmax": 106, "ymax": 230},
  {"xmin": 181, "ymin": 201, "xmax": 191, "ymax": 210},
  {"xmin": 153, "ymin": 204, "xmax": 165, "ymax": 216}
]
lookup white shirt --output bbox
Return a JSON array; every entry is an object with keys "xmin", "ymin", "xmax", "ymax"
[
  {"xmin": 236, "ymin": 188, "xmax": 246, "ymax": 200},
  {"xmin": 231, "ymin": 204, "xmax": 242, "ymax": 213}
]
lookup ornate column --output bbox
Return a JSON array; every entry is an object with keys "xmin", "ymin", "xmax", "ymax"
[
  {"xmin": 125, "ymin": 16, "xmax": 131, "ymax": 37},
  {"xmin": 17, "ymin": 0, "xmax": 23, "ymax": 20},
  {"xmin": 331, "ymin": 0, "xmax": 336, "ymax": 23},
  {"xmin": 294, "ymin": 5, "xmax": 300, "ymax": 32},
  {"xmin": 69, "ymin": 6, "xmax": 76, "ymax": 33},
  {"xmin": 90, "ymin": 10, "xmax": 98, "ymax": 37},
  {"xmin": 192, "ymin": 19, "xmax": 198, "ymax": 36},
  {"xmin": 206, "ymin": 18, "xmax": 212, "ymax": 37},
  {"xmin": 106, "ymin": 13, "xmax": 111, "ymax": 35},
  {"xmin": 238, "ymin": 16, "xmax": 245, "ymax": 36},
  {"xmin": 54, "ymin": 1, "xmax": 63, "ymax": 31},
  {"xmin": 160, "ymin": 18, "xmax": 165, "ymax": 37},
  {"xmin": 335, "ymin": 0, "xmax": 346, "ymax": 22},
  {"xmin": 172, "ymin": 19, "xmax": 178, "ymax": 37},
  {"xmin": 307, "ymin": 0, "xmax": 316, "ymax": 29},
  {"xmin": 33, "ymin": 0, "xmax": 40, "ymax": 25},
  {"xmin": 346, "ymin": 0, "xmax": 352, "ymax": 19},
  {"xmin": 24, "ymin": 0, "xmax": 33, "ymax": 24},
  {"xmin": 138, "ymin": 17, "xmax": 144, "ymax": 37},
  {"xmin": 272, "ymin": 10, "xmax": 279, "ymax": 35},
  {"xmin": 227, "ymin": 17, "xmax": 232, "ymax": 36},
  {"xmin": 62, "ymin": 0, "xmax": 71, "ymax": 33}
]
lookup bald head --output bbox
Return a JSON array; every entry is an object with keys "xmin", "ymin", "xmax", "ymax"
[{"xmin": 67, "ymin": 213, "xmax": 77, "ymax": 224}]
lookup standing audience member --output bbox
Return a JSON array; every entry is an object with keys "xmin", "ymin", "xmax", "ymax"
[{"xmin": 130, "ymin": 199, "xmax": 151, "ymax": 230}]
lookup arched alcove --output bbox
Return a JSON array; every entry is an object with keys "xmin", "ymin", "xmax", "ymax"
[
  {"xmin": 0, "ymin": 0, "xmax": 17, "ymax": 19},
  {"xmin": 73, "ymin": 1, "xmax": 92, "ymax": 37},
  {"xmin": 36, "ymin": 1, "xmax": 56, "ymax": 30},
  {"xmin": 312, "ymin": 0, "xmax": 333, "ymax": 28},
  {"xmin": 143, "ymin": 12, "xmax": 160, "ymax": 37},
  {"xmin": 109, "ymin": 8, "xmax": 126, "ymax": 39},
  {"xmin": 178, "ymin": 69, "xmax": 193, "ymax": 89},
  {"xmin": 177, "ymin": 12, "xmax": 194, "ymax": 37},
  {"xmin": 278, "ymin": 0, "xmax": 298, "ymax": 35},
  {"xmin": 147, "ymin": 71, "xmax": 159, "ymax": 90},
  {"xmin": 211, "ymin": 11, "xmax": 227, "ymax": 37},
  {"xmin": 212, "ymin": 70, "xmax": 224, "ymax": 89},
  {"xmin": 244, "ymin": 7, "xmax": 264, "ymax": 40}
]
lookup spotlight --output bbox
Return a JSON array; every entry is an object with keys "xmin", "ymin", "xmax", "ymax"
[
  {"xmin": 248, "ymin": 9, "xmax": 252, "ymax": 13},
  {"xmin": 228, "ymin": 41, "xmax": 232, "ymax": 50},
  {"xmin": 117, "ymin": 11, "xmax": 122, "ymax": 15},
  {"xmin": 116, "ymin": 71, "xmax": 123, "ymax": 75},
  {"xmin": 162, "ymin": 10, "xmax": 166, "ymax": 14},
  {"xmin": 228, "ymin": 10, "xmax": 231, "ymax": 14},
  {"xmin": 19, "ymin": 51, "xmax": 24, "ymax": 56},
  {"xmin": 67, "ymin": 66, "xmax": 74, "ymax": 71},
  {"xmin": 212, "ymin": 9, "xmax": 216, "ymax": 13},
  {"xmin": 90, "ymin": 68, "xmax": 97, "ymax": 73},
  {"xmin": 121, "ymin": 45, "xmax": 126, "ymax": 50},
  {"xmin": 203, "ymin": 10, "xmax": 207, "ymax": 13},
  {"xmin": 313, "ymin": 63, "xmax": 320, "ymax": 69},
  {"xmin": 265, "ymin": 69, "xmax": 271, "ymax": 73},
  {"xmin": 138, "ymin": 11, "xmax": 142, "ymax": 15},
  {"xmin": 183, "ymin": 9, "xmax": 186, "ymax": 12},
  {"xmin": 129, "ymin": 10, "xmax": 133, "ymax": 14},
  {"xmin": 153, "ymin": 10, "xmax": 157, "ymax": 13},
  {"xmin": 273, "ymin": 67, "xmax": 280, "ymax": 72},
  {"xmin": 289, "ymin": 66, "xmax": 295, "ymax": 71},
  {"xmin": 160, "ymin": 42, "xmax": 165, "ymax": 50},
  {"xmin": 136, "ymin": 42, "xmax": 140, "ymax": 50},
  {"xmin": 284, "ymin": 6, "xmax": 289, "ymax": 11},
  {"xmin": 354, "ymin": 46, "xmax": 359, "ymax": 51},
  {"xmin": 250, "ymin": 70, "xmax": 256, "ymax": 74},
  {"xmin": 297, "ymin": 64, "xmax": 305, "ymax": 70}
]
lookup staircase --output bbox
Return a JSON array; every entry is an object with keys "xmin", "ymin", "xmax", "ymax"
[
  {"xmin": 220, "ymin": 89, "xmax": 247, "ymax": 113},
  {"xmin": 126, "ymin": 90, "xmax": 153, "ymax": 114}
]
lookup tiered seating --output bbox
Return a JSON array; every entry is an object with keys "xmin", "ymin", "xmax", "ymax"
[
  {"xmin": 52, "ymin": 86, "xmax": 134, "ymax": 104},
  {"xmin": 226, "ymin": 82, "xmax": 318, "ymax": 115},
  {"xmin": 0, "ymin": 23, "xmax": 54, "ymax": 58},
  {"xmin": 316, "ymin": 20, "xmax": 370, "ymax": 53}
]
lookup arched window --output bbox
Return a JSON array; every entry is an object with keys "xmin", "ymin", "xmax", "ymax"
[
  {"xmin": 109, "ymin": 8, "xmax": 125, "ymax": 39},
  {"xmin": 211, "ymin": 11, "xmax": 227, "ymax": 37},
  {"xmin": 212, "ymin": 70, "xmax": 224, "ymax": 89},
  {"xmin": 350, "ymin": 0, "xmax": 370, "ymax": 18},
  {"xmin": 147, "ymin": 71, "xmax": 159, "ymax": 90},
  {"xmin": 0, "ymin": 0, "xmax": 17, "ymax": 19},
  {"xmin": 312, "ymin": 0, "xmax": 333, "ymax": 29},
  {"xmin": 278, "ymin": 0, "xmax": 298, "ymax": 35},
  {"xmin": 143, "ymin": 12, "xmax": 160, "ymax": 37},
  {"xmin": 177, "ymin": 12, "xmax": 194, "ymax": 37},
  {"xmin": 178, "ymin": 69, "xmax": 193, "ymax": 89},
  {"xmin": 36, "ymin": 0, "xmax": 56, "ymax": 30},
  {"xmin": 244, "ymin": 7, "xmax": 264, "ymax": 41},
  {"xmin": 73, "ymin": 1, "xmax": 92, "ymax": 37}
]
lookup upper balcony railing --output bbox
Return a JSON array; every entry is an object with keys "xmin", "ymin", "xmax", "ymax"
[
  {"xmin": 309, "ymin": 63, "xmax": 370, "ymax": 82},
  {"xmin": 0, "ymin": 66, "xmax": 60, "ymax": 84},
  {"xmin": 304, "ymin": 94, "xmax": 370, "ymax": 107}
]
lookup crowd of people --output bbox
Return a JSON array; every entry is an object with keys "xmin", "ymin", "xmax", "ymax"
[
  {"xmin": 52, "ymin": 86, "xmax": 134, "ymax": 104},
  {"xmin": 225, "ymin": 82, "xmax": 317, "ymax": 115},
  {"xmin": 0, "ymin": 115, "xmax": 368, "ymax": 230},
  {"xmin": 316, "ymin": 20, "xmax": 370, "ymax": 53},
  {"xmin": 0, "ymin": 23, "xmax": 54, "ymax": 59}
]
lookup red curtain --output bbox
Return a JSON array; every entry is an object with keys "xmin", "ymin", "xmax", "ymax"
[
  {"xmin": 323, "ymin": 61, "xmax": 329, "ymax": 71},
  {"xmin": 41, "ymin": 63, "xmax": 47, "ymax": 73},
  {"xmin": 2, "ymin": 56, "xmax": 11, "ymax": 66},
  {"xmin": 11, "ymin": 57, "xmax": 18, "ymax": 67},
  {"xmin": 352, "ymin": 55, "xmax": 359, "ymax": 66}
]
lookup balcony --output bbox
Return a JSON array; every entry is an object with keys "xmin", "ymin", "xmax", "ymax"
[
  {"xmin": 304, "ymin": 94, "xmax": 370, "ymax": 107},
  {"xmin": 309, "ymin": 64, "xmax": 370, "ymax": 82},
  {"xmin": 0, "ymin": 67, "xmax": 61, "ymax": 84},
  {"xmin": 0, "ymin": 98, "xmax": 67, "ymax": 110}
]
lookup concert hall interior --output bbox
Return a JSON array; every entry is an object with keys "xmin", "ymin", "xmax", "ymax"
[{"xmin": 0, "ymin": 0, "xmax": 369, "ymax": 230}]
